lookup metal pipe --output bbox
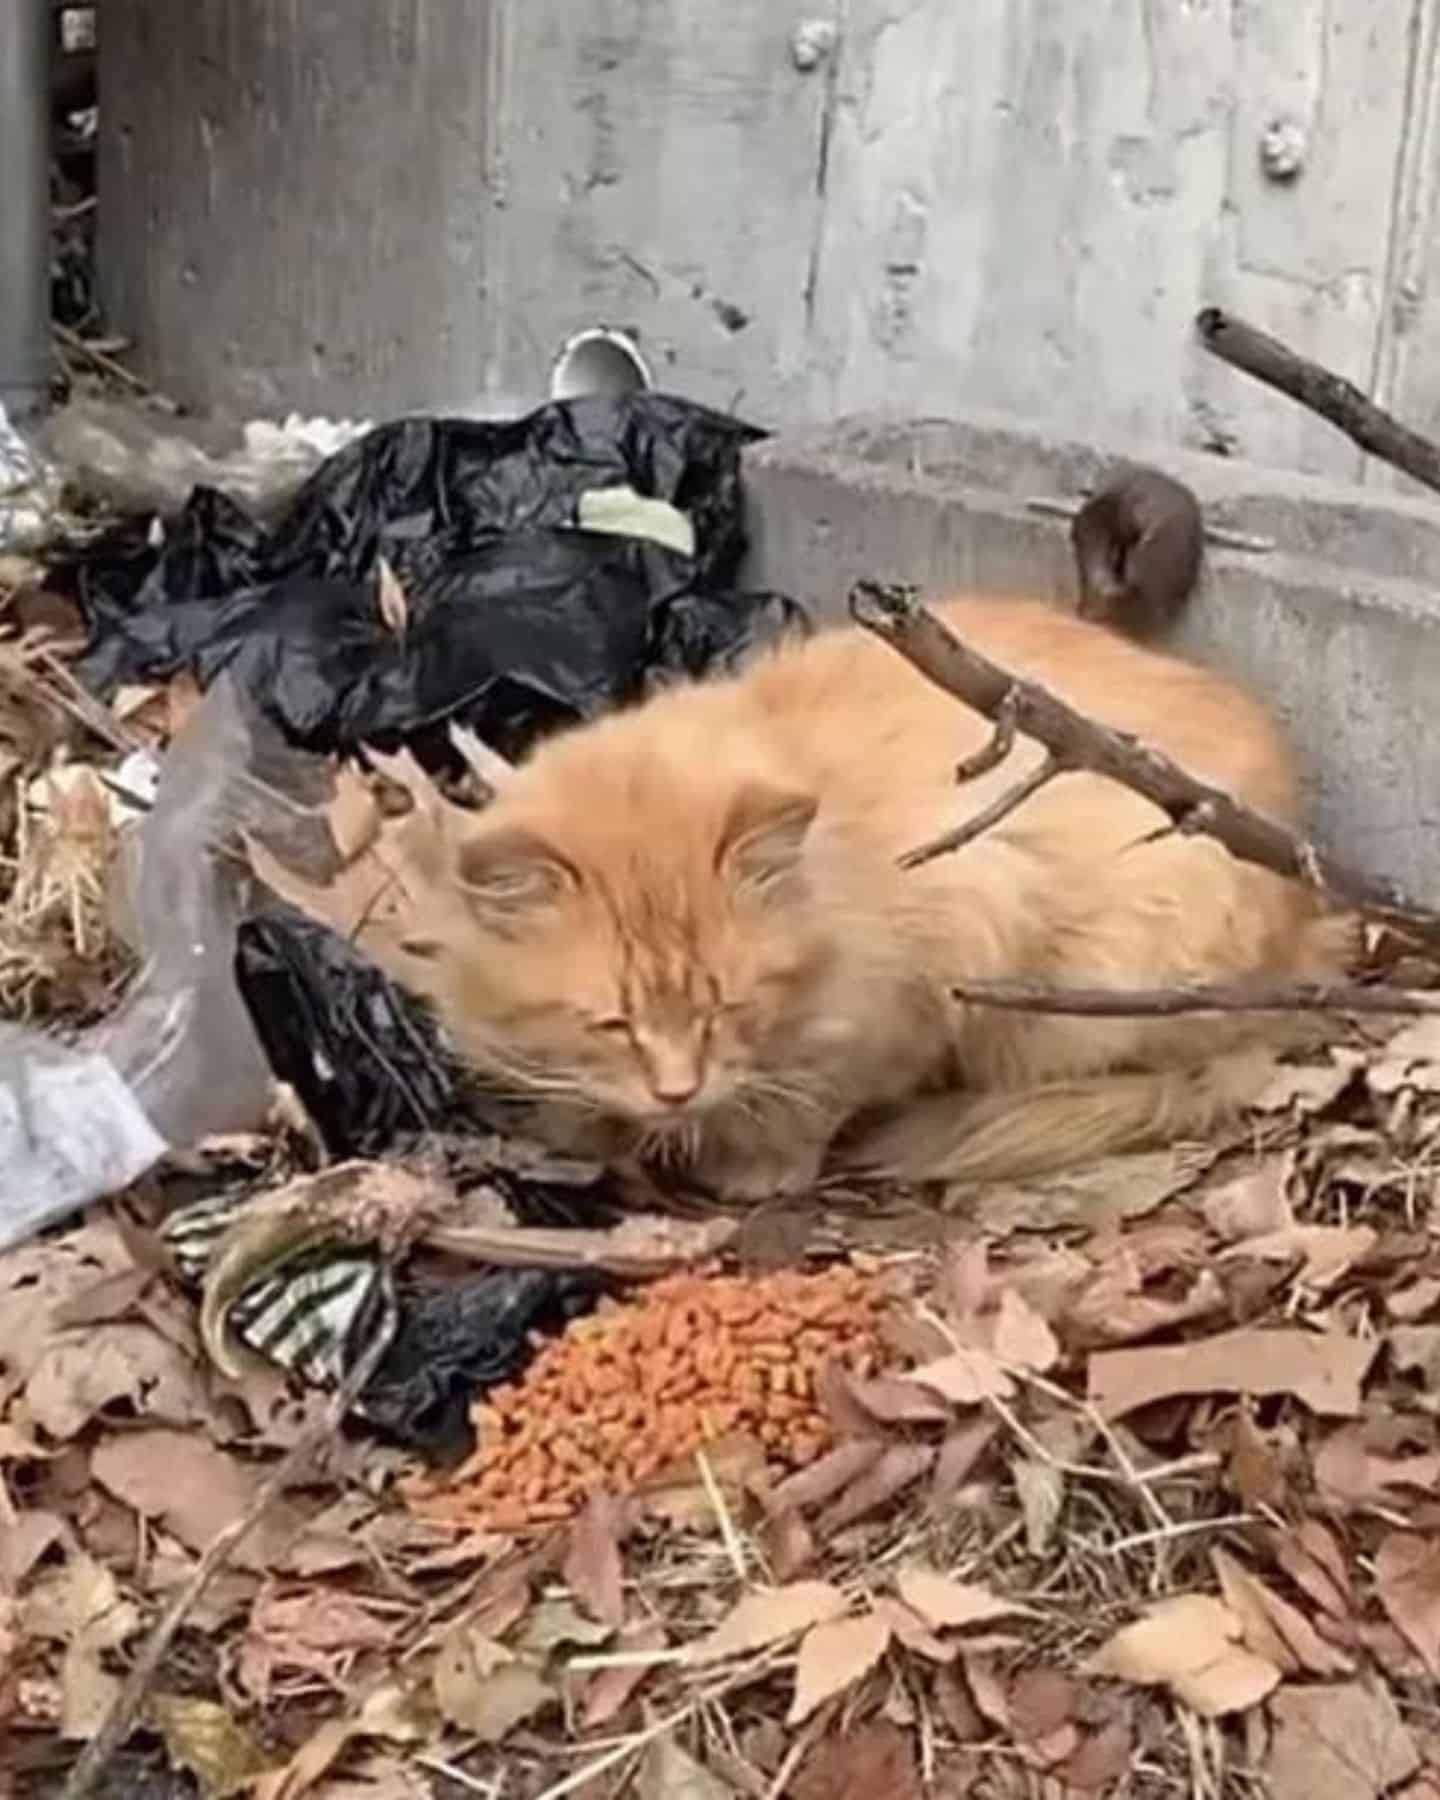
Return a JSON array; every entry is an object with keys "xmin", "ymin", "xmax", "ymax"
[{"xmin": 0, "ymin": 0, "xmax": 52, "ymax": 419}]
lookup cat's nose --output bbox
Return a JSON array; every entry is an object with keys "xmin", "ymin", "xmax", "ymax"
[
  {"xmin": 650, "ymin": 1072, "xmax": 701, "ymax": 1107},
  {"xmin": 636, "ymin": 1031, "xmax": 704, "ymax": 1108}
]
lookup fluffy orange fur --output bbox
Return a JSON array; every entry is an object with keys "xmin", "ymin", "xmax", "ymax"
[{"xmin": 406, "ymin": 597, "xmax": 1353, "ymax": 1199}]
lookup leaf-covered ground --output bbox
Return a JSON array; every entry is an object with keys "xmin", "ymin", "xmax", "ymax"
[{"xmin": 6, "ymin": 562, "xmax": 1440, "ymax": 1799}]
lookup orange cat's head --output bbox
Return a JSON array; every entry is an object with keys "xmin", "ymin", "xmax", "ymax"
[{"xmin": 408, "ymin": 760, "xmax": 837, "ymax": 1151}]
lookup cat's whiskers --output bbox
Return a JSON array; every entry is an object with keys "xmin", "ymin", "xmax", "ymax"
[{"xmin": 739, "ymin": 1070, "xmax": 832, "ymax": 1120}]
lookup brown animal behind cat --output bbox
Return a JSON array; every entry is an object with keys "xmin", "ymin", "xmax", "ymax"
[{"xmin": 404, "ymin": 596, "xmax": 1353, "ymax": 1200}]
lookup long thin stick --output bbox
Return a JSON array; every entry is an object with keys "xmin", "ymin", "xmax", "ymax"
[
  {"xmin": 950, "ymin": 978, "xmax": 1440, "ymax": 1017},
  {"xmin": 425, "ymin": 1214, "xmax": 738, "ymax": 1278},
  {"xmin": 61, "ymin": 1324, "xmax": 394, "ymax": 1800},
  {"xmin": 1195, "ymin": 307, "xmax": 1440, "ymax": 495},
  {"xmin": 901, "ymin": 753, "xmax": 1067, "ymax": 870},
  {"xmin": 849, "ymin": 580, "xmax": 1440, "ymax": 951}
]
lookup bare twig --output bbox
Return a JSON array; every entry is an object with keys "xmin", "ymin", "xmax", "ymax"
[
  {"xmin": 1196, "ymin": 307, "xmax": 1440, "ymax": 495},
  {"xmin": 900, "ymin": 753, "xmax": 1068, "ymax": 871},
  {"xmin": 52, "ymin": 321, "xmax": 178, "ymax": 410},
  {"xmin": 955, "ymin": 690, "xmax": 1019, "ymax": 782},
  {"xmin": 61, "ymin": 1321, "xmax": 395, "ymax": 1800},
  {"xmin": 425, "ymin": 1213, "xmax": 738, "ymax": 1278},
  {"xmin": 849, "ymin": 580, "xmax": 1440, "ymax": 951},
  {"xmin": 951, "ymin": 978, "xmax": 1440, "ymax": 1017}
]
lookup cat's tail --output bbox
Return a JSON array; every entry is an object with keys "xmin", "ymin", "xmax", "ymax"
[{"xmin": 840, "ymin": 1047, "xmax": 1277, "ymax": 1187}]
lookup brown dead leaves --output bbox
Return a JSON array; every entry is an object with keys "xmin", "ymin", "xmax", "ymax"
[
  {"xmin": 687, "ymin": 1565, "xmax": 1040, "ymax": 1730},
  {"xmin": 1267, "ymin": 1681, "xmax": 1419, "ymax": 1800},
  {"xmin": 1084, "ymin": 1593, "xmax": 1280, "ymax": 1716},
  {"xmin": 1088, "ymin": 1327, "xmax": 1377, "ymax": 1419}
]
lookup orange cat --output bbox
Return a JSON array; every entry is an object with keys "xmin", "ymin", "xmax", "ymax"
[{"xmin": 404, "ymin": 597, "xmax": 1353, "ymax": 1199}]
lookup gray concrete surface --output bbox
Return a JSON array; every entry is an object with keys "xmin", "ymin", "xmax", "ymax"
[
  {"xmin": 743, "ymin": 414, "xmax": 1440, "ymax": 899},
  {"xmin": 98, "ymin": 0, "xmax": 1440, "ymax": 490},
  {"xmin": 0, "ymin": 0, "xmax": 52, "ymax": 418}
]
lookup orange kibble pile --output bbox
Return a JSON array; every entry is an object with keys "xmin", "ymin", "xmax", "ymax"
[{"xmin": 411, "ymin": 1263, "xmax": 890, "ymax": 1531}]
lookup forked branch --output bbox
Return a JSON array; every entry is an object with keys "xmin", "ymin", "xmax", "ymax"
[{"xmin": 849, "ymin": 580, "xmax": 1440, "ymax": 952}]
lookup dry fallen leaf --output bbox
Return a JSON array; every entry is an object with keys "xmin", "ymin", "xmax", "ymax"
[
  {"xmin": 1058, "ymin": 1715, "xmax": 1134, "ymax": 1791},
  {"xmin": 1219, "ymin": 1224, "xmax": 1376, "ymax": 1288},
  {"xmin": 1257, "ymin": 1056, "xmax": 1358, "ymax": 1114},
  {"xmin": 1374, "ymin": 1533, "xmax": 1440, "ymax": 1678},
  {"xmin": 1088, "ymin": 1327, "xmax": 1377, "ymax": 1419},
  {"xmin": 962, "ymin": 1650, "xmax": 1013, "ymax": 1731},
  {"xmin": 1201, "ymin": 1158, "xmax": 1293, "ymax": 1240},
  {"xmin": 790, "ymin": 1720, "xmax": 922, "ymax": 1800},
  {"xmin": 772, "ymin": 1441, "xmax": 884, "ymax": 1515},
  {"xmin": 1082, "ymin": 1593, "xmax": 1280, "ymax": 1717},
  {"xmin": 580, "ymin": 1619, "xmax": 667, "ymax": 1729},
  {"xmin": 1064, "ymin": 1260, "xmax": 1224, "ymax": 1348},
  {"xmin": 20, "ymin": 1552, "xmax": 141, "ymax": 1739},
  {"xmin": 148, "ymin": 1693, "xmax": 270, "ymax": 1798},
  {"xmin": 907, "ymin": 1348, "xmax": 1014, "ymax": 1405},
  {"xmin": 686, "ymin": 1581, "xmax": 848, "ymax": 1666},
  {"xmin": 930, "ymin": 1419, "xmax": 999, "ymax": 1507},
  {"xmin": 239, "ymin": 1585, "xmax": 400, "ymax": 1701},
  {"xmin": 816, "ymin": 1443, "xmax": 935, "ymax": 1534},
  {"xmin": 1007, "ymin": 1666, "xmax": 1076, "ymax": 1742},
  {"xmin": 1226, "ymin": 1411, "xmax": 1290, "ymax": 1511},
  {"xmin": 0, "ymin": 1508, "xmax": 70, "ymax": 1591},
  {"xmin": 756, "ymin": 1490, "xmax": 816, "ymax": 1582},
  {"xmin": 639, "ymin": 1737, "xmax": 735, "ymax": 1800},
  {"xmin": 513, "ymin": 1596, "xmax": 612, "ymax": 1658},
  {"xmin": 1264, "ymin": 1522, "xmax": 1354, "ymax": 1622},
  {"xmin": 1266, "ymin": 1681, "xmax": 1418, "ymax": 1800},
  {"xmin": 255, "ymin": 1680, "xmax": 432, "ymax": 1800},
  {"xmin": 563, "ymin": 1490, "xmax": 626, "ymax": 1629},
  {"xmin": 990, "ymin": 1288, "xmax": 1060, "ymax": 1373},
  {"xmin": 91, "ymin": 1429, "xmax": 305, "ymax": 1568},
  {"xmin": 1388, "ymin": 1277, "xmax": 1440, "ymax": 1322},
  {"xmin": 787, "ymin": 1611, "xmax": 891, "ymax": 1726},
  {"xmin": 1368, "ymin": 1018, "xmax": 1440, "ymax": 1094},
  {"xmin": 967, "ymin": 1150, "xmax": 1199, "ymax": 1234},
  {"xmin": 1211, "ymin": 1548, "xmax": 1352, "ymax": 1677},
  {"xmin": 1313, "ymin": 1426, "xmax": 1440, "ymax": 1511},
  {"xmin": 1388, "ymin": 1327, "xmax": 1440, "ymax": 1387},
  {"xmin": 24, "ymin": 1322, "xmax": 207, "ymax": 1440},
  {"xmin": 895, "ymin": 1569, "xmax": 1035, "ymax": 1633},
  {"xmin": 432, "ymin": 1627, "xmax": 553, "ymax": 1743},
  {"xmin": 0, "ymin": 1224, "xmax": 136, "ymax": 1384},
  {"xmin": 872, "ymin": 1597, "xmax": 953, "ymax": 1663},
  {"xmin": 844, "ymin": 1373, "xmax": 952, "ymax": 1427},
  {"xmin": 1013, "ymin": 1457, "xmax": 1065, "ymax": 1557}
]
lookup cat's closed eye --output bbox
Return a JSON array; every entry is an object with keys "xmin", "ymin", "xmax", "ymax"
[{"xmin": 588, "ymin": 1016, "xmax": 633, "ymax": 1038}]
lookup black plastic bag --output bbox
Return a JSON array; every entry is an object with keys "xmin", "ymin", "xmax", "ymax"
[
  {"xmin": 361, "ymin": 1270, "xmax": 605, "ymax": 1459},
  {"xmin": 70, "ymin": 392, "xmax": 803, "ymax": 758},
  {"xmin": 235, "ymin": 904, "xmax": 457, "ymax": 1158}
]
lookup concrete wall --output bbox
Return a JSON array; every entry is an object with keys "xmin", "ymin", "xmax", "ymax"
[
  {"xmin": 744, "ymin": 414, "xmax": 1440, "ymax": 897},
  {"xmin": 99, "ymin": 0, "xmax": 1440, "ymax": 490}
]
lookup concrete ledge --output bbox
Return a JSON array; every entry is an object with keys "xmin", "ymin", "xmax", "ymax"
[{"xmin": 742, "ymin": 411, "xmax": 1440, "ymax": 897}]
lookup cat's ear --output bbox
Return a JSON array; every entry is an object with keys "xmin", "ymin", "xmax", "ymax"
[
  {"xmin": 454, "ymin": 825, "xmax": 576, "ymax": 925},
  {"xmin": 717, "ymin": 784, "xmax": 817, "ymax": 891}
]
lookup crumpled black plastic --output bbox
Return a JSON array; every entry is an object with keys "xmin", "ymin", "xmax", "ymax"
[
  {"xmin": 235, "ymin": 904, "xmax": 457, "ymax": 1159},
  {"xmin": 69, "ymin": 392, "xmax": 803, "ymax": 758},
  {"xmin": 360, "ymin": 1270, "xmax": 605, "ymax": 1460}
]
